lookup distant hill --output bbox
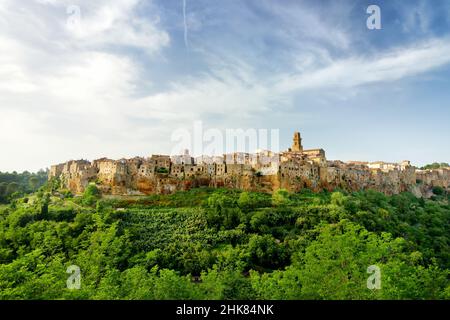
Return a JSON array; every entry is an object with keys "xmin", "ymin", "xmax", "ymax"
[
  {"xmin": 420, "ymin": 162, "xmax": 450, "ymax": 170},
  {"xmin": 0, "ymin": 170, "xmax": 48, "ymax": 203}
]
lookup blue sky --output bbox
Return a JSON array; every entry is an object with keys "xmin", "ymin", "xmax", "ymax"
[{"xmin": 0, "ymin": 0, "xmax": 449, "ymax": 172}]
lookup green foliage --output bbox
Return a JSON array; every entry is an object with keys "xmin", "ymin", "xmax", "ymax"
[
  {"xmin": 84, "ymin": 184, "xmax": 100, "ymax": 197},
  {"xmin": 421, "ymin": 162, "xmax": 449, "ymax": 170},
  {"xmin": 205, "ymin": 192, "xmax": 245, "ymax": 229},
  {"xmin": 330, "ymin": 191, "xmax": 347, "ymax": 206},
  {"xmin": 247, "ymin": 234, "xmax": 287, "ymax": 270},
  {"xmin": 237, "ymin": 192, "xmax": 270, "ymax": 211},
  {"xmin": 237, "ymin": 192, "xmax": 252, "ymax": 210},
  {"xmin": 0, "ymin": 171, "xmax": 47, "ymax": 203},
  {"xmin": 272, "ymin": 189, "xmax": 291, "ymax": 206},
  {"xmin": 251, "ymin": 220, "xmax": 448, "ymax": 299},
  {"xmin": 199, "ymin": 267, "xmax": 256, "ymax": 299},
  {"xmin": 0, "ymin": 187, "xmax": 448, "ymax": 300},
  {"xmin": 432, "ymin": 186, "xmax": 445, "ymax": 196},
  {"xmin": 155, "ymin": 167, "xmax": 169, "ymax": 174},
  {"xmin": 81, "ymin": 184, "xmax": 101, "ymax": 206}
]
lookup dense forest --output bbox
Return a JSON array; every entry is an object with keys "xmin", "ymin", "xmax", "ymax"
[
  {"xmin": 0, "ymin": 180, "xmax": 449, "ymax": 299},
  {"xmin": 0, "ymin": 171, "xmax": 48, "ymax": 204},
  {"xmin": 420, "ymin": 162, "xmax": 450, "ymax": 170}
]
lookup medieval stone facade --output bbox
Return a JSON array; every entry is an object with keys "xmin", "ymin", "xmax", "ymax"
[{"xmin": 49, "ymin": 132, "xmax": 449, "ymax": 197}]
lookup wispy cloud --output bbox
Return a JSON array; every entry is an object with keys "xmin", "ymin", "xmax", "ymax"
[
  {"xmin": 275, "ymin": 38, "xmax": 450, "ymax": 92},
  {"xmin": 0, "ymin": 0, "xmax": 170, "ymax": 171},
  {"xmin": 1, "ymin": 0, "xmax": 450, "ymax": 171}
]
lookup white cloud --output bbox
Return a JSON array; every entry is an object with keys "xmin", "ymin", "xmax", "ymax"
[
  {"xmin": 0, "ymin": 0, "xmax": 170, "ymax": 171},
  {"xmin": 275, "ymin": 39, "xmax": 450, "ymax": 92},
  {"xmin": 1, "ymin": 0, "xmax": 450, "ymax": 172},
  {"xmin": 399, "ymin": 1, "xmax": 432, "ymax": 34},
  {"xmin": 260, "ymin": 0, "xmax": 353, "ymax": 51},
  {"xmin": 64, "ymin": 0, "xmax": 170, "ymax": 52}
]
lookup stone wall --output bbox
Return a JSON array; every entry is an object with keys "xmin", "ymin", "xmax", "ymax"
[
  {"xmin": 48, "ymin": 132, "xmax": 449, "ymax": 197},
  {"xmin": 49, "ymin": 155, "xmax": 449, "ymax": 197}
]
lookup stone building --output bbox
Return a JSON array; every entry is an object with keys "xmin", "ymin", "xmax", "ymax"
[
  {"xmin": 49, "ymin": 131, "xmax": 449, "ymax": 197},
  {"xmin": 171, "ymin": 149, "xmax": 194, "ymax": 165}
]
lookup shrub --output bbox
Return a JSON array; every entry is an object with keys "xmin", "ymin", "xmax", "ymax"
[
  {"xmin": 238, "ymin": 192, "xmax": 253, "ymax": 210},
  {"xmin": 60, "ymin": 189, "xmax": 74, "ymax": 198},
  {"xmin": 82, "ymin": 184, "xmax": 101, "ymax": 206},
  {"xmin": 156, "ymin": 167, "xmax": 169, "ymax": 174},
  {"xmin": 272, "ymin": 189, "xmax": 290, "ymax": 206},
  {"xmin": 432, "ymin": 186, "xmax": 445, "ymax": 196}
]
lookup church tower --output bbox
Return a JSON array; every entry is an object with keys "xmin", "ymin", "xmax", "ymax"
[{"xmin": 292, "ymin": 131, "xmax": 303, "ymax": 152}]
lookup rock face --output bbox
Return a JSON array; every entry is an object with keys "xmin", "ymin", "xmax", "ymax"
[{"xmin": 49, "ymin": 132, "xmax": 449, "ymax": 197}]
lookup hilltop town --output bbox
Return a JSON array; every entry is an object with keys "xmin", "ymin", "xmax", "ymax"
[{"xmin": 49, "ymin": 132, "xmax": 449, "ymax": 197}]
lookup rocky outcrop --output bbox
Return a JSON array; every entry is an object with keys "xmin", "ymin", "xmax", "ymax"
[
  {"xmin": 49, "ymin": 132, "xmax": 449, "ymax": 197},
  {"xmin": 49, "ymin": 156, "xmax": 449, "ymax": 197}
]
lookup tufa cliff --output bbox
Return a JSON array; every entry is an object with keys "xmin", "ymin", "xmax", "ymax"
[{"xmin": 49, "ymin": 132, "xmax": 449, "ymax": 197}]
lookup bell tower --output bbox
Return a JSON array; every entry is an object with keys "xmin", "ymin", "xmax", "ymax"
[{"xmin": 292, "ymin": 131, "xmax": 303, "ymax": 152}]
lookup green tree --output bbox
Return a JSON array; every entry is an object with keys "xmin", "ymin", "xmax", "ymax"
[
  {"xmin": 293, "ymin": 220, "xmax": 448, "ymax": 299},
  {"xmin": 29, "ymin": 176, "xmax": 40, "ymax": 191},
  {"xmin": 6, "ymin": 182, "xmax": 20, "ymax": 195},
  {"xmin": 272, "ymin": 189, "xmax": 290, "ymax": 206},
  {"xmin": 82, "ymin": 184, "xmax": 101, "ymax": 206},
  {"xmin": 237, "ymin": 192, "xmax": 252, "ymax": 210}
]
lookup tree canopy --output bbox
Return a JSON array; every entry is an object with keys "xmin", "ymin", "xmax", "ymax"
[{"xmin": 0, "ymin": 185, "xmax": 448, "ymax": 300}]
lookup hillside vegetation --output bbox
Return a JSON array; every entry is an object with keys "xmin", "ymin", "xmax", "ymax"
[
  {"xmin": 420, "ymin": 162, "xmax": 450, "ymax": 170},
  {"xmin": 0, "ymin": 171, "xmax": 47, "ymax": 204},
  {"xmin": 0, "ymin": 185, "xmax": 449, "ymax": 299}
]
